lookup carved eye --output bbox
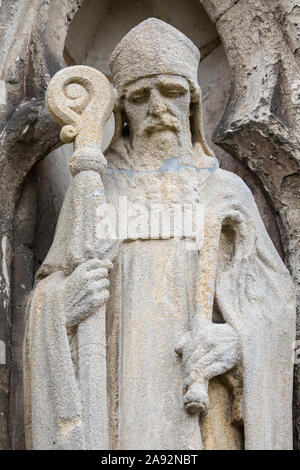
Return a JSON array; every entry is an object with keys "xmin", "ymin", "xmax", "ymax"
[{"xmin": 128, "ymin": 88, "xmax": 150, "ymax": 103}]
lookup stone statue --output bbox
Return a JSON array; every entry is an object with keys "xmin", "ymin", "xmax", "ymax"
[{"xmin": 23, "ymin": 18, "xmax": 296, "ymax": 450}]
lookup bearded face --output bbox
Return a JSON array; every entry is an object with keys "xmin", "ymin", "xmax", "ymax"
[{"xmin": 123, "ymin": 74, "xmax": 191, "ymax": 141}]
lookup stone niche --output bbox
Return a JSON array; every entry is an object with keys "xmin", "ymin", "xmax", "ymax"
[{"xmin": 11, "ymin": 0, "xmax": 283, "ymax": 450}]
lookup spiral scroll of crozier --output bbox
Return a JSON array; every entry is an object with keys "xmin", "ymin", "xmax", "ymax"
[{"xmin": 46, "ymin": 65, "xmax": 115, "ymax": 148}]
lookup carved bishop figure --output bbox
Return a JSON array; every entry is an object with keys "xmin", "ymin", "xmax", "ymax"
[{"xmin": 24, "ymin": 19, "xmax": 296, "ymax": 450}]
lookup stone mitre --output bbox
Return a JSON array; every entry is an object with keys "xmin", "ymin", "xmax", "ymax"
[
  {"xmin": 108, "ymin": 18, "xmax": 215, "ymax": 160},
  {"xmin": 109, "ymin": 18, "xmax": 200, "ymax": 91}
]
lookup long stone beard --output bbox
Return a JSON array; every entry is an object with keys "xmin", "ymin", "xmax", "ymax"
[{"xmin": 129, "ymin": 127, "xmax": 193, "ymax": 171}]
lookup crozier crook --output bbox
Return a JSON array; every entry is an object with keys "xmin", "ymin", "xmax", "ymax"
[{"xmin": 46, "ymin": 65, "xmax": 115, "ymax": 449}]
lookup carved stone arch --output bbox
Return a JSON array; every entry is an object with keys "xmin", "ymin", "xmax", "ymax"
[
  {"xmin": 0, "ymin": 0, "xmax": 84, "ymax": 240},
  {"xmin": 37, "ymin": 0, "xmax": 84, "ymax": 75},
  {"xmin": 200, "ymin": 0, "xmax": 299, "ymax": 253}
]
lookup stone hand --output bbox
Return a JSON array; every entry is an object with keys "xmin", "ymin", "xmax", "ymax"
[
  {"xmin": 62, "ymin": 259, "xmax": 112, "ymax": 328},
  {"xmin": 176, "ymin": 322, "xmax": 240, "ymax": 415}
]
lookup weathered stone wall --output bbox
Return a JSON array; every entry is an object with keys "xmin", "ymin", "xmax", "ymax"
[{"xmin": 0, "ymin": 0, "xmax": 299, "ymax": 449}]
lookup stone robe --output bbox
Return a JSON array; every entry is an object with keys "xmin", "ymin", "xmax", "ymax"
[{"xmin": 24, "ymin": 151, "xmax": 296, "ymax": 450}]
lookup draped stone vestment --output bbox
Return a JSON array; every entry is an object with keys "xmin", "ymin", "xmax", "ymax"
[{"xmin": 24, "ymin": 153, "xmax": 295, "ymax": 449}]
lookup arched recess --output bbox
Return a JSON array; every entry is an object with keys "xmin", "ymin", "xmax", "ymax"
[{"xmin": 2, "ymin": 0, "xmax": 295, "ymax": 449}]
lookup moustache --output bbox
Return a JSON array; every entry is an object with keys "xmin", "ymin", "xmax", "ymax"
[{"xmin": 143, "ymin": 115, "xmax": 181, "ymax": 134}]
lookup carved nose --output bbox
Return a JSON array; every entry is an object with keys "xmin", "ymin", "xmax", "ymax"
[{"xmin": 148, "ymin": 91, "xmax": 167, "ymax": 116}]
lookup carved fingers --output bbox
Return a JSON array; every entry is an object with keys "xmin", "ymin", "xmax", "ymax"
[
  {"xmin": 176, "ymin": 323, "xmax": 240, "ymax": 415},
  {"xmin": 64, "ymin": 259, "xmax": 113, "ymax": 328}
]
